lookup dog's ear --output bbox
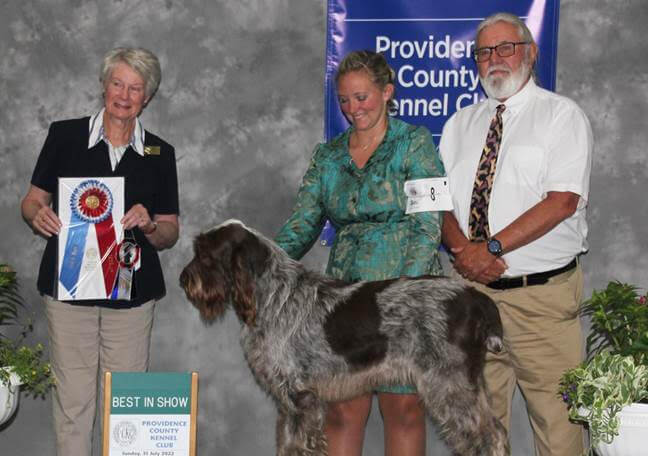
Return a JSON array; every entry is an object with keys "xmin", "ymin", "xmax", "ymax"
[
  {"xmin": 231, "ymin": 245, "xmax": 257, "ymax": 326},
  {"xmin": 229, "ymin": 232, "xmax": 269, "ymax": 327},
  {"xmin": 179, "ymin": 232, "xmax": 230, "ymax": 321}
]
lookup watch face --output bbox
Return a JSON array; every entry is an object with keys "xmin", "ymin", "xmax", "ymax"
[{"xmin": 488, "ymin": 239, "xmax": 502, "ymax": 255}]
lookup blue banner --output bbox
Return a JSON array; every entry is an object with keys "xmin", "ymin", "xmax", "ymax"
[
  {"xmin": 325, "ymin": 0, "xmax": 559, "ymax": 140},
  {"xmin": 320, "ymin": 0, "xmax": 559, "ymax": 245}
]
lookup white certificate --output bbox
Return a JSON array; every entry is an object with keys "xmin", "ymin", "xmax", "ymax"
[{"xmin": 57, "ymin": 177, "xmax": 125, "ymax": 300}]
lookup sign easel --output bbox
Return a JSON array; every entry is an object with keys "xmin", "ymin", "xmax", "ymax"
[{"xmin": 103, "ymin": 372, "xmax": 198, "ymax": 456}]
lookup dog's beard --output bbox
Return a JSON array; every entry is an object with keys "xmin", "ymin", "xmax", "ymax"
[
  {"xmin": 180, "ymin": 263, "xmax": 228, "ymax": 320},
  {"xmin": 480, "ymin": 60, "xmax": 531, "ymax": 100}
]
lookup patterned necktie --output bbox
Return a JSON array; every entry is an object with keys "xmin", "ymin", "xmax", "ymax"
[{"xmin": 469, "ymin": 104, "xmax": 506, "ymax": 241}]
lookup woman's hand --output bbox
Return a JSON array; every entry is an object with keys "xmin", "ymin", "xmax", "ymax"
[
  {"xmin": 122, "ymin": 205, "xmax": 179, "ymax": 250},
  {"xmin": 32, "ymin": 205, "xmax": 62, "ymax": 237},
  {"xmin": 121, "ymin": 203, "xmax": 156, "ymax": 234},
  {"xmin": 21, "ymin": 185, "xmax": 61, "ymax": 238}
]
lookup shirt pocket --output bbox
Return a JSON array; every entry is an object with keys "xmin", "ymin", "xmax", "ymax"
[{"xmin": 498, "ymin": 145, "xmax": 545, "ymax": 189}]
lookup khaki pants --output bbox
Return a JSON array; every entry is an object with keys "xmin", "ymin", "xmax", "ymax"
[
  {"xmin": 468, "ymin": 265, "xmax": 585, "ymax": 456},
  {"xmin": 44, "ymin": 296, "xmax": 155, "ymax": 456}
]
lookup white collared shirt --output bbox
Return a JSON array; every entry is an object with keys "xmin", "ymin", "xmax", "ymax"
[
  {"xmin": 439, "ymin": 79, "xmax": 593, "ymax": 276},
  {"xmin": 88, "ymin": 108, "xmax": 145, "ymax": 170}
]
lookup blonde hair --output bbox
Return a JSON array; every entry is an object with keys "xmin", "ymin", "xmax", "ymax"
[{"xmin": 335, "ymin": 50, "xmax": 396, "ymax": 108}]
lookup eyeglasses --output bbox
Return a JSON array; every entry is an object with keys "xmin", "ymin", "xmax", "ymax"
[{"xmin": 473, "ymin": 41, "xmax": 530, "ymax": 63}]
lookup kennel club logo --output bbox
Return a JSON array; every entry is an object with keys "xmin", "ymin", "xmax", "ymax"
[{"xmin": 113, "ymin": 420, "xmax": 137, "ymax": 447}]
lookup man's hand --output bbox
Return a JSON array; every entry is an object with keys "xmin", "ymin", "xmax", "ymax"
[{"xmin": 451, "ymin": 242, "xmax": 507, "ymax": 284}]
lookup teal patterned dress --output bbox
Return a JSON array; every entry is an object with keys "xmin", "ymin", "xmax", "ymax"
[{"xmin": 275, "ymin": 118, "xmax": 445, "ymax": 393}]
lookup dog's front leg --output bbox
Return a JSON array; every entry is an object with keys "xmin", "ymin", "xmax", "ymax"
[
  {"xmin": 276, "ymin": 408, "xmax": 298, "ymax": 456},
  {"xmin": 275, "ymin": 389, "xmax": 328, "ymax": 456},
  {"xmin": 291, "ymin": 390, "xmax": 328, "ymax": 455}
]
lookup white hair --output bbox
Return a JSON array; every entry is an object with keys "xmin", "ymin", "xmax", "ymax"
[
  {"xmin": 476, "ymin": 12, "xmax": 536, "ymax": 46},
  {"xmin": 476, "ymin": 12, "xmax": 538, "ymax": 95},
  {"xmin": 100, "ymin": 47, "xmax": 162, "ymax": 100}
]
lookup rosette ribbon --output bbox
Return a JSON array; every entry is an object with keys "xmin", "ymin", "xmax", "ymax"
[
  {"xmin": 111, "ymin": 235, "xmax": 140, "ymax": 300},
  {"xmin": 59, "ymin": 180, "xmax": 119, "ymax": 298}
]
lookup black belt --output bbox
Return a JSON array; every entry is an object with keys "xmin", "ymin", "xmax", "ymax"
[{"xmin": 486, "ymin": 259, "xmax": 577, "ymax": 290}]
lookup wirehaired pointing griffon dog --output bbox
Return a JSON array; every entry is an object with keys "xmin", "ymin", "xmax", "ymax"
[{"xmin": 180, "ymin": 220, "xmax": 509, "ymax": 456}]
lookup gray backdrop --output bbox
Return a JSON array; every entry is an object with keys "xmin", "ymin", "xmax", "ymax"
[{"xmin": 1, "ymin": 0, "xmax": 646, "ymax": 454}]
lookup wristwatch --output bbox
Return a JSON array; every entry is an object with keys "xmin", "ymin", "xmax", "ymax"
[{"xmin": 487, "ymin": 238, "xmax": 503, "ymax": 257}]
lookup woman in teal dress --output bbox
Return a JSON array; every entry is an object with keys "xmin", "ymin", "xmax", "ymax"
[{"xmin": 275, "ymin": 51, "xmax": 445, "ymax": 456}]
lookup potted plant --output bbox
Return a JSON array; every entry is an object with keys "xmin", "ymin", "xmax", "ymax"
[
  {"xmin": 0, "ymin": 263, "xmax": 55, "ymax": 425},
  {"xmin": 559, "ymin": 281, "xmax": 648, "ymax": 455}
]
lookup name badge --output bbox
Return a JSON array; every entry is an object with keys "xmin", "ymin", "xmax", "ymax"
[
  {"xmin": 144, "ymin": 146, "xmax": 160, "ymax": 156},
  {"xmin": 404, "ymin": 177, "xmax": 453, "ymax": 214}
]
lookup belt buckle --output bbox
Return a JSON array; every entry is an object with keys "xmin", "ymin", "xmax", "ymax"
[{"xmin": 522, "ymin": 275, "xmax": 528, "ymax": 287}]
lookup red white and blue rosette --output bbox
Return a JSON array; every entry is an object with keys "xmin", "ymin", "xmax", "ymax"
[
  {"xmin": 71, "ymin": 180, "xmax": 113, "ymax": 223},
  {"xmin": 60, "ymin": 180, "xmax": 120, "ymax": 298}
]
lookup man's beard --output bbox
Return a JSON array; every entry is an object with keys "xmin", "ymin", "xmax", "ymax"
[{"xmin": 480, "ymin": 61, "xmax": 531, "ymax": 100}]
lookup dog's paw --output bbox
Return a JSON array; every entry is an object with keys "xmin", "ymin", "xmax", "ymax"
[{"xmin": 302, "ymin": 428, "xmax": 328, "ymax": 455}]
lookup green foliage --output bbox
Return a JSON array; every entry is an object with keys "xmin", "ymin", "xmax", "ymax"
[
  {"xmin": 0, "ymin": 263, "xmax": 54, "ymax": 397},
  {"xmin": 559, "ymin": 353, "xmax": 648, "ymax": 453},
  {"xmin": 558, "ymin": 281, "xmax": 648, "ymax": 454},
  {"xmin": 0, "ymin": 265, "xmax": 23, "ymax": 332},
  {"xmin": 0, "ymin": 340, "xmax": 55, "ymax": 396},
  {"xmin": 582, "ymin": 281, "xmax": 648, "ymax": 365}
]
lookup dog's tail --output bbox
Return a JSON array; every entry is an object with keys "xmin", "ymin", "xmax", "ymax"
[
  {"xmin": 445, "ymin": 284, "xmax": 505, "ymax": 354},
  {"xmin": 479, "ymin": 292, "xmax": 504, "ymax": 353},
  {"xmin": 460, "ymin": 286, "xmax": 505, "ymax": 353},
  {"xmin": 486, "ymin": 334, "xmax": 504, "ymax": 353}
]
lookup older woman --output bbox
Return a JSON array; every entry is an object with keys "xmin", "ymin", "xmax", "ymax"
[
  {"xmin": 20, "ymin": 47, "xmax": 179, "ymax": 455},
  {"xmin": 275, "ymin": 50, "xmax": 445, "ymax": 456}
]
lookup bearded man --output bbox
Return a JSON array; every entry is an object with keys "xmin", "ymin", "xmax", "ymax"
[{"xmin": 439, "ymin": 12, "xmax": 593, "ymax": 456}]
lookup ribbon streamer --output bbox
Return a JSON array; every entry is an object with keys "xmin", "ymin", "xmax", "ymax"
[{"xmin": 59, "ymin": 180, "xmax": 119, "ymax": 298}]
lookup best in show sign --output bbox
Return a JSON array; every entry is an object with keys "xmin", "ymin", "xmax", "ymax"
[{"xmin": 103, "ymin": 372, "xmax": 198, "ymax": 456}]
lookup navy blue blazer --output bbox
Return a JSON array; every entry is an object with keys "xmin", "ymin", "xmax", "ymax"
[{"xmin": 30, "ymin": 117, "xmax": 179, "ymax": 308}]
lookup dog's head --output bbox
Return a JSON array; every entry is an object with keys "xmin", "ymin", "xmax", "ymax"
[{"xmin": 179, "ymin": 220, "xmax": 270, "ymax": 326}]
